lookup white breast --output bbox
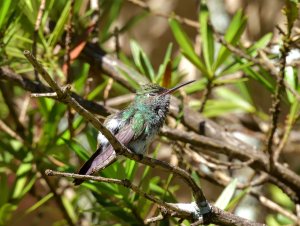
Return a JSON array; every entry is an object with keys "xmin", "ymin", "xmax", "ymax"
[{"xmin": 97, "ymin": 118, "xmax": 121, "ymax": 146}]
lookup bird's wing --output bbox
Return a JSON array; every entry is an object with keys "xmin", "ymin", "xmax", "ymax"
[
  {"xmin": 73, "ymin": 120, "xmax": 143, "ymax": 185},
  {"xmin": 88, "ymin": 123, "xmax": 137, "ymax": 173}
]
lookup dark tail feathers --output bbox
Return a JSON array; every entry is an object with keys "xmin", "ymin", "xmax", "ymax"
[
  {"xmin": 73, "ymin": 146, "xmax": 117, "ymax": 185},
  {"xmin": 73, "ymin": 148, "xmax": 102, "ymax": 185}
]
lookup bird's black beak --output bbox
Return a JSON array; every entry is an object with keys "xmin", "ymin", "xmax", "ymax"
[{"xmin": 161, "ymin": 80, "xmax": 196, "ymax": 95}]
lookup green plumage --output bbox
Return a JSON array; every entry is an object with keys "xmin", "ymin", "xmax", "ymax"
[{"xmin": 74, "ymin": 81, "xmax": 195, "ymax": 185}]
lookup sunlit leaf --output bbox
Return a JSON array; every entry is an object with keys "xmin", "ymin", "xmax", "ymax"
[
  {"xmin": 199, "ymin": 4, "xmax": 214, "ymax": 74},
  {"xmin": 0, "ymin": 203, "xmax": 17, "ymax": 225},
  {"xmin": 157, "ymin": 43, "xmax": 173, "ymax": 83},
  {"xmin": 169, "ymin": 18, "xmax": 208, "ymax": 76},
  {"xmin": 130, "ymin": 40, "xmax": 155, "ymax": 81},
  {"xmin": 25, "ymin": 193, "xmax": 54, "ymax": 214},
  {"xmin": 47, "ymin": 1, "xmax": 71, "ymax": 47},
  {"xmin": 215, "ymin": 179, "xmax": 238, "ymax": 210},
  {"xmin": 285, "ymin": 66, "xmax": 298, "ymax": 103},
  {"xmin": 214, "ymin": 10, "xmax": 247, "ymax": 69}
]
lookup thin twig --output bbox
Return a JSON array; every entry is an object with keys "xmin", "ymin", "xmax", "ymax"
[
  {"xmin": 253, "ymin": 192, "xmax": 300, "ymax": 224},
  {"xmin": 127, "ymin": 0, "xmax": 198, "ymax": 28},
  {"xmin": 114, "ymin": 27, "xmax": 120, "ymax": 59},
  {"xmin": 32, "ymin": 0, "xmax": 46, "ymax": 81},
  {"xmin": 274, "ymin": 112, "xmax": 297, "ymax": 161},
  {"xmin": 103, "ymin": 78, "xmax": 114, "ymax": 106},
  {"xmin": 195, "ymin": 150, "xmax": 254, "ymax": 170},
  {"xmin": 199, "ymin": 79, "xmax": 213, "ymax": 113},
  {"xmin": 265, "ymin": 27, "xmax": 291, "ymax": 169},
  {"xmin": 144, "ymin": 214, "xmax": 164, "ymax": 224},
  {"xmin": 90, "ymin": 0, "xmax": 100, "ymax": 36},
  {"xmin": 31, "ymin": 92, "xmax": 58, "ymax": 97},
  {"xmin": 0, "ymin": 119, "xmax": 24, "ymax": 143},
  {"xmin": 19, "ymin": 94, "xmax": 30, "ymax": 124},
  {"xmin": 64, "ymin": 0, "xmax": 74, "ymax": 83},
  {"xmin": 64, "ymin": 0, "xmax": 75, "ymax": 139},
  {"xmin": 45, "ymin": 169, "xmax": 192, "ymax": 218},
  {"xmin": 0, "ymin": 81, "xmax": 26, "ymax": 138}
]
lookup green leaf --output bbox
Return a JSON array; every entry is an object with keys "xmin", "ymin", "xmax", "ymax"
[
  {"xmin": 184, "ymin": 78, "xmax": 207, "ymax": 94},
  {"xmin": 93, "ymin": 192, "xmax": 138, "ymax": 224},
  {"xmin": 0, "ymin": 203, "xmax": 17, "ymax": 225},
  {"xmin": 276, "ymin": 213, "xmax": 294, "ymax": 225},
  {"xmin": 17, "ymin": 0, "xmax": 36, "ymax": 24},
  {"xmin": 0, "ymin": 174, "xmax": 9, "ymax": 206},
  {"xmin": 235, "ymin": 82, "xmax": 254, "ymax": 105},
  {"xmin": 242, "ymin": 65, "xmax": 275, "ymax": 93},
  {"xmin": 214, "ymin": 10, "xmax": 247, "ymax": 70},
  {"xmin": 87, "ymin": 79, "xmax": 108, "ymax": 100},
  {"xmin": 74, "ymin": 63, "xmax": 90, "ymax": 94},
  {"xmin": 285, "ymin": 0, "xmax": 299, "ymax": 34},
  {"xmin": 266, "ymin": 215, "xmax": 282, "ymax": 226},
  {"xmin": 169, "ymin": 18, "xmax": 208, "ymax": 76},
  {"xmin": 226, "ymin": 188, "xmax": 249, "ymax": 211},
  {"xmin": 25, "ymin": 193, "xmax": 53, "ymax": 214},
  {"xmin": 139, "ymin": 51, "xmax": 155, "ymax": 82},
  {"xmin": 199, "ymin": 4, "xmax": 214, "ymax": 75},
  {"xmin": 99, "ymin": 0, "xmax": 123, "ymax": 43},
  {"xmin": 214, "ymin": 77, "xmax": 248, "ymax": 85},
  {"xmin": 285, "ymin": 66, "xmax": 298, "ymax": 103},
  {"xmin": 38, "ymin": 97, "xmax": 56, "ymax": 117},
  {"xmin": 204, "ymin": 87, "xmax": 256, "ymax": 117},
  {"xmin": 101, "ymin": 11, "xmax": 148, "ymax": 44},
  {"xmin": 130, "ymin": 40, "xmax": 155, "ymax": 81},
  {"xmin": 20, "ymin": 175, "xmax": 36, "ymax": 198},
  {"xmin": 215, "ymin": 179, "xmax": 238, "ymax": 210},
  {"xmin": 11, "ymin": 154, "xmax": 33, "ymax": 200},
  {"xmin": 62, "ymin": 196, "xmax": 77, "ymax": 223},
  {"xmin": 62, "ymin": 138, "xmax": 90, "ymax": 161},
  {"xmin": 47, "ymin": 1, "xmax": 71, "ymax": 47},
  {"xmin": 248, "ymin": 33, "xmax": 273, "ymax": 56},
  {"xmin": 125, "ymin": 159, "xmax": 138, "ymax": 181},
  {"xmin": 156, "ymin": 43, "xmax": 173, "ymax": 83},
  {"xmin": 219, "ymin": 61, "xmax": 253, "ymax": 77},
  {"xmin": 269, "ymin": 184, "xmax": 295, "ymax": 209},
  {"xmin": 0, "ymin": 0, "xmax": 16, "ymax": 30}
]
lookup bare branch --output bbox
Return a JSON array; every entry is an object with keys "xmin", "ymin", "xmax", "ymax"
[
  {"xmin": 45, "ymin": 169, "xmax": 192, "ymax": 218},
  {"xmin": 32, "ymin": 0, "xmax": 46, "ymax": 81}
]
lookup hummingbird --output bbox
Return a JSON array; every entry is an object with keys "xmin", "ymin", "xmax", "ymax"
[{"xmin": 74, "ymin": 80, "xmax": 195, "ymax": 185}]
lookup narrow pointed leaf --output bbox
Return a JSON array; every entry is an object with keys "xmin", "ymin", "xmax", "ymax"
[
  {"xmin": 169, "ymin": 18, "xmax": 208, "ymax": 76},
  {"xmin": 214, "ymin": 10, "xmax": 247, "ymax": 69},
  {"xmin": 199, "ymin": 4, "xmax": 214, "ymax": 75},
  {"xmin": 215, "ymin": 179, "xmax": 238, "ymax": 210}
]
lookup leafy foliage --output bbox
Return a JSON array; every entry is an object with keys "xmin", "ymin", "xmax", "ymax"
[{"xmin": 0, "ymin": 0, "xmax": 299, "ymax": 225}]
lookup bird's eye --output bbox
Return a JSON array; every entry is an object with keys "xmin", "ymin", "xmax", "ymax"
[{"xmin": 148, "ymin": 93, "xmax": 155, "ymax": 97}]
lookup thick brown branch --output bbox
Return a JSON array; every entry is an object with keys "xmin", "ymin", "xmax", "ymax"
[
  {"xmin": 161, "ymin": 127, "xmax": 300, "ymax": 202},
  {"xmin": 0, "ymin": 67, "xmax": 112, "ymax": 116},
  {"xmin": 193, "ymin": 205, "xmax": 265, "ymax": 226}
]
